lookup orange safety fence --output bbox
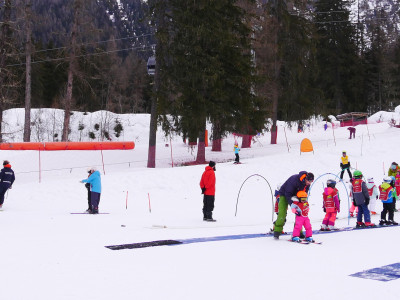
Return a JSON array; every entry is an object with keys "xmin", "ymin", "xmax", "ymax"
[{"xmin": 0, "ymin": 141, "xmax": 135, "ymax": 151}]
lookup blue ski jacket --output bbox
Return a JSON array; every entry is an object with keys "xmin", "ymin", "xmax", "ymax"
[{"xmin": 82, "ymin": 170, "xmax": 102, "ymax": 193}]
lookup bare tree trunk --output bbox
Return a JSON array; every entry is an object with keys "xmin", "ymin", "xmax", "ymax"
[
  {"xmin": 23, "ymin": 0, "xmax": 32, "ymax": 142},
  {"xmin": 211, "ymin": 120, "xmax": 222, "ymax": 151},
  {"xmin": 196, "ymin": 119, "xmax": 206, "ymax": 164},
  {"xmin": 62, "ymin": 0, "xmax": 80, "ymax": 142},
  {"xmin": 0, "ymin": 0, "xmax": 12, "ymax": 143},
  {"xmin": 147, "ymin": 88, "xmax": 157, "ymax": 168},
  {"xmin": 242, "ymin": 134, "xmax": 252, "ymax": 148}
]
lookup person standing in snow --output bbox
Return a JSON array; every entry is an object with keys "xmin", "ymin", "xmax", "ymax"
[
  {"xmin": 340, "ymin": 151, "xmax": 352, "ymax": 181},
  {"xmin": 273, "ymin": 171, "xmax": 314, "ymax": 239},
  {"xmin": 378, "ymin": 177, "xmax": 398, "ymax": 226},
  {"xmin": 321, "ymin": 179, "xmax": 340, "ymax": 231},
  {"xmin": 80, "ymin": 167, "xmax": 101, "ymax": 214},
  {"xmin": 350, "ymin": 170, "xmax": 374, "ymax": 228},
  {"xmin": 0, "ymin": 160, "xmax": 15, "ymax": 209},
  {"xmin": 291, "ymin": 191, "xmax": 314, "ymax": 242},
  {"xmin": 234, "ymin": 144, "xmax": 240, "ymax": 164},
  {"xmin": 347, "ymin": 127, "xmax": 356, "ymax": 139},
  {"xmin": 200, "ymin": 161, "xmax": 216, "ymax": 222},
  {"xmin": 84, "ymin": 168, "xmax": 92, "ymax": 213},
  {"xmin": 388, "ymin": 162, "xmax": 399, "ymax": 177},
  {"xmin": 366, "ymin": 178, "xmax": 379, "ymax": 215}
]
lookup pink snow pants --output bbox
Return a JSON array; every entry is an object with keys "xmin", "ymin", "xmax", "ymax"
[
  {"xmin": 292, "ymin": 216, "xmax": 313, "ymax": 238},
  {"xmin": 322, "ymin": 212, "xmax": 337, "ymax": 226}
]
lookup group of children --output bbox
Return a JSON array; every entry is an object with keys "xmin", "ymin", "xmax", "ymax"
[{"xmin": 274, "ymin": 154, "xmax": 400, "ymax": 242}]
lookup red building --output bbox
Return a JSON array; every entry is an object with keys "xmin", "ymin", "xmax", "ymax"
[{"xmin": 336, "ymin": 112, "xmax": 368, "ymax": 127}]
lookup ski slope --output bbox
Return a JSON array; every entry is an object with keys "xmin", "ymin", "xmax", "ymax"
[{"xmin": 1, "ymin": 108, "xmax": 400, "ymax": 300}]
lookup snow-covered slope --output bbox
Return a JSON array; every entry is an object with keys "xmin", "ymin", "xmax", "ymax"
[{"xmin": 1, "ymin": 107, "xmax": 400, "ymax": 300}]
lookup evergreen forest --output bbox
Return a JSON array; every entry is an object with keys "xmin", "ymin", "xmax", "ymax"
[{"xmin": 0, "ymin": 0, "xmax": 399, "ymax": 147}]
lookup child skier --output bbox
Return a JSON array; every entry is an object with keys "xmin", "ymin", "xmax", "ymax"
[
  {"xmin": 291, "ymin": 191, "xmax": 314, "ymax": 243},
  {"xmin": 366, "ymin": 178, "xmax": 379, "ymax": 215},
  {"xmin": 379, "ymin": 177, "xmax": 398, "ymax": 226},
  {"xmin": 340, "ymin": 151, "xmax": 352, "ymax": 181},
  {"xmin": 351, "ymin": 170, "xmax": 375, "ymax": 228},
  {"xmin": 234, "ymin": 144, "xmax": 240, "ymax": 164},
  {"xmin": 366, "ymin": 177, "xmax": 379, "ymax": 215},
  {"xmin": 321, "ymin": 179, "xmax": 340, "ymax": 231}
]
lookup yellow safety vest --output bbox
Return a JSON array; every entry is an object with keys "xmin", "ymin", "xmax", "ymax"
[{"xmin": 341, "ymin": 156, "xmax": 349, "ymax": 164}]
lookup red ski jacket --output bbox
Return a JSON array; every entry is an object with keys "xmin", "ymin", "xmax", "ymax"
[{"xmin": 200, "ymin": 166, "xmax": 216, "ymax": 195}]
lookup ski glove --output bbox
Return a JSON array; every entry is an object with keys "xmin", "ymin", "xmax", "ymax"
[
  {"xmin": 365, "ymin": 198, "xmax": 370, "ymax": 205},
  {"xmin": 290, "ymin": 204, "xmax": 301, "ymax": 216}
]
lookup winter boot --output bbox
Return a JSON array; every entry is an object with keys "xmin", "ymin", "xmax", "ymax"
[
  {"xmin": 379, "ymin": 219, "xmax": 387, "ymax": 226},
  {"xmin": 328, "ymin": 225, "xmax": 338, "ymax": 230},
  {"xmin": 364, "ymin": 222, "xmax": 375, "ymax": 227},
  {"xmin": 371, "ymin": 211, "xmax": 377, "ymax": 215},
  {"xmin": 273, "ymin": 231, "xmax": 281, "ymax": 240},
  {"xmin": 305, "ymin": 237, "xmax": 314, "ymax": 243},
  {"xmin": 291, "ymin": 237, "xmax": 300, "ymax": 242},
  {"xmin": 299, "ymin": 231, "xmax": 306, "ymax": 239},
  {"xmin": 387, "ymin": 220, "xmax": 398, "ymax": 226},
  {"xmin": 356, "ymin": 222, "xmax": 365, "ymax": 228},
  {"xmin": 320, "ymin": 224, "xmax": 328, "ymax": 231}
]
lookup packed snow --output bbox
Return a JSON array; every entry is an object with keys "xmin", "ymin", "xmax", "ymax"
[{"xmin": 1, "ymin": 107, "xmax": 400, "ymax": 300}]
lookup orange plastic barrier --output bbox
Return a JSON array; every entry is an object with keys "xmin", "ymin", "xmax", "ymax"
[
  {"xmin": 300, "ymin": 138, "xmax": 314, "ymax": 154},
  {"xmin": 0, "ymin": 141, "xmax": 135, "ymax": 151}
]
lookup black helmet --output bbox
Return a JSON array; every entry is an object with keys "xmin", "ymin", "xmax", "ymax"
[
  {"xmin": 327, "ymin": 179, "xmax": 336, "ymax": 188},
  {"xmin": 306, "ymin": 172, "xmax": 314, "ymax": 181}
]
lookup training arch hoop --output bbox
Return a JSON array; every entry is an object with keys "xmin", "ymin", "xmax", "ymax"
[
  {"xmin": 308, "ymin": 172, "xmax": 351, "ymax": 225},
  {"xmin": 235, "ymin": 174, "xmax": 274, "ymax": 222}
]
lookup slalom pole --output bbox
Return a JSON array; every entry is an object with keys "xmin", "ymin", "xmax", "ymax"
[
  {"xmin": 170, "ymin": 137, "xmax": 174, "ymax": 168},
  {"xmin": 283, "ymin": 126, "xmax": 289, "ymax": 153},
  {"xmin": 148, "ymin": 192, "xmax": 152, "ymax": 213},
  {"xmin": 39, "ymin": 148, "xmax": 42, "ymax": 183},
  {"xmin": 308, "ymin": 172, "xmax": 351, "ymax": 225},
  {"xmin": 235, "ymin": 174, "xmax": 274, "ymax": 223},
  {"xmin": 332, "ymin": 123, "xmax": 336, "ymax": 146},
  {"xmin": 366, "ymin": 122, "xmax": 371, "ymax": 141},
  {"xmin": 383, "ymin": 162, "xmax": 385, "ymax": 175},
  {"xmin": 101, "ymin": 149, "xmax": 106, "ymax": 175},
  {"xmin": 126, "ymin": 191, "xmax": 129, "ymax": 209}
]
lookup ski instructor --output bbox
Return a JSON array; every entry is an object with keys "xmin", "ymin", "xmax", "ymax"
[
  {"xmin": 273, "ymin": 171, "xmax": 314, "ymax": 239},
  {"xmin": 80, "ymin": 167, "xmax": 101, "ymax": 214}
]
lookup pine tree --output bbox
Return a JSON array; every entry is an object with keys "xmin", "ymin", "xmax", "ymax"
[{"xmin": 156, "ymin": 0, "xmax": 264, "ymax": 162}]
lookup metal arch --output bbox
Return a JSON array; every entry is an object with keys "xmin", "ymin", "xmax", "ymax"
[
  {"xmin": 308, "ymin": 172, "xmax": 351, "ymax": 225},
  {"xmin": 234, "ymin": 174, "xmax": 274, "ymax": 222}
]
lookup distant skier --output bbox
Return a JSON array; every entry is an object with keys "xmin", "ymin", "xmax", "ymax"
[
  {"xmin": 80, "ymin": 167, "xmax": 102, "ymax": 214},
  {"xmin": 378, "ymin": 177, "xmax": 398, "ymax": 226},
  {"xmin": 0, "ymin": 160, "xmax": 15, "ymax": 209},
  {"xmin": 340, "ymin": 151, "xmax": 352, "ymax": 181},
  {"xmin": 321, "ymin": 179, "xmax": 340, "ymax": 231},
  {"xmin": 234, "ymin": 144, "xmax": 240, "ymax": 164},
  {"xmin": 200, "ymin": 161, "xmax": 217, "ymax": 222},
  {"xmin": 291, "ymin": 191, "xmax": 314, "ymax": 243},
  {"xmin": 273, "ymin": 171, "xmax": 314, "ymax": 239},
  {"xmin": 366, "ymin": 177, "xmax": 379, "ymax": 215},
  {"xmin": 350, "ymin": 170, "xmax": 374, "ymax": 228},
  {"xmin": 348, "ymin": 127, "xmax": 356, "ymax": 139}
]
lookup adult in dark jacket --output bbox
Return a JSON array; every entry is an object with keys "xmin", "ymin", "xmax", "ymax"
[
  {"xmin": 273, "ymin": 171, "xmax": 314, "ymax": 239},
  {"xmin": 0, "ymin": 160, "xmax": 15, "ymax": 208},
  {"xmin": 200, "ymin": 161, "xmax": 216, "ymax": 222}
]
